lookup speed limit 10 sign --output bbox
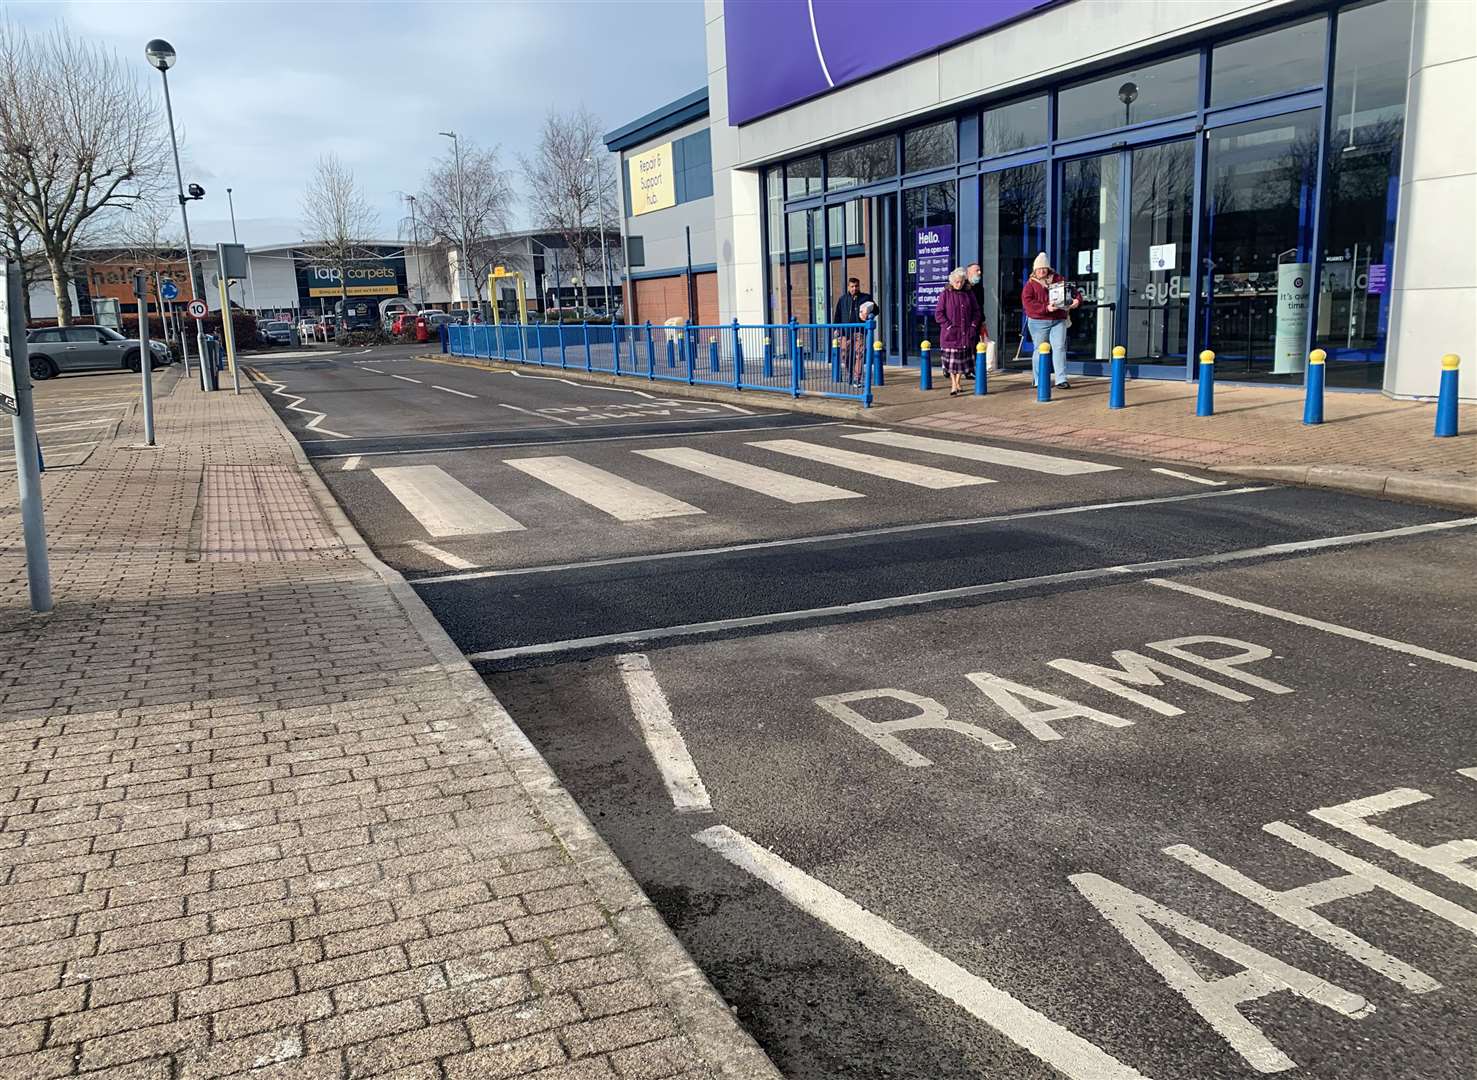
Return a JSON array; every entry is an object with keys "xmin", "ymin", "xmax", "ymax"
[{"xmin": 187, "ymin": 299, "xmax": 208, "ymax": 319}]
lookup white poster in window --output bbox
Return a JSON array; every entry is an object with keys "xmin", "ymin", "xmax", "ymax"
[
  {"xmin": 1077, "ymin": 249, "xmax": 1094, "ymax": 275},
  {"xmin": 1149, "ymin": 243, "xmax": 1176, "ymax": 272},
  {"xmin": 1273, "ymin": 262, "xmax": 1312, "ymax": 374}
]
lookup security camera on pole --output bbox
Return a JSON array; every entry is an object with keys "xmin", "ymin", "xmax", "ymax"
[{"xmin": 145, "ymin": 39, "xmax": 213, "ymax": 391}]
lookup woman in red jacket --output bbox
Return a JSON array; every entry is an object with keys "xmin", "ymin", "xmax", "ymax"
[
  {"xmin": 1021, "ymin": 252, "xmax": 1079, "ymax": 388},
  {"xmin": 934, "ymin": 267, "xmax": 982, "ymax": 397}
]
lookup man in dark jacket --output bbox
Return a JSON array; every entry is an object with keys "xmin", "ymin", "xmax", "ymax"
[{"xmin": 833, "ymin": 277, "xmax": 874, "ymax": 387}]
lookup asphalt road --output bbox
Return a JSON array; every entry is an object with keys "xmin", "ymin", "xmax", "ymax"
[{"xmin": 255, "ymin": 345, "xmax": 1477, "ymax": 1080}]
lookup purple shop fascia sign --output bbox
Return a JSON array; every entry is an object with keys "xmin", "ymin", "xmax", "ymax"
[
  {"xmin": 914, "ymin": 225, "xmax": 952, "ymax": 315},
  {"xmin": 723, "ymin": 0, "xmax": 1059, "ymax": 126}
]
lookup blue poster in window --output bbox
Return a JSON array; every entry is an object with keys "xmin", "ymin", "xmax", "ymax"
[
  {"xmin": 1366, "ymin": 263, "xmax": 1389, "ymax": 294},
  {"xmin": 914, "ymin": 226, "xmax": 952, "ymax": 315}
]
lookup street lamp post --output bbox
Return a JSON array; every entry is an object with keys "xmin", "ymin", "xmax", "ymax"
[
  {"xmin": 405, "ymin": 194, "xmax": 427, "ymax": 307},
  {"xmin": 438, "ymin": 131, "xmax": 471, "ymax": 315},
  {"xmin": 586, "ymin": 156, "xmax": 612, "ymax": 317},
  {"xmin": 145, "ymin": 39, "xmax": 209, "ymax": 386}
]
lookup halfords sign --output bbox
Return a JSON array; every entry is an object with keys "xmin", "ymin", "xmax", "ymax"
[
  {"xmin": 301, "ymin": 262, "xmax": 399, "ymax": 298},
  {"xmin": 723, "ymin": 0, "xmax": 1059, "ymax": 125},
  {"xmin": 628, "ymin": 142, "xmax": 676, "ymax": 217}
]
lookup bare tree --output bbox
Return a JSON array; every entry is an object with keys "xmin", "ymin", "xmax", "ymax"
[
  {"xmin": 417, "ymin": 141, "xmax": 515, "ymax": 308},
  {"xmin": 0, "ymin": 19, "xmax": 170, "ymax": 325},
  {"xmin": 0, "ymin": 187, "xmax": 38, "ymax": 321},
  {"xmin": 522, "ymin": 107, "xmax": 615, "ymax": 310},
  {"xmin": 300, "ymin": 153, "xmax": 379, "ymax": 314},
  {"xmin": 114, "ymin": 197, "xmax": 187, "ymax": 333}
]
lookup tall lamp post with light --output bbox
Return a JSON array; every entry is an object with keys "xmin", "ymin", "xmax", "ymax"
[
  {"xmin": 438, "ymin": 131, "xmax": 472, "ymax": 315},
  {"xmin": 145, "ymin": 38, "xmax": 210, "ymax": 387},
  {"xmin": 405, "ymin": 194, "xmax": 427, "ymax": 307}
]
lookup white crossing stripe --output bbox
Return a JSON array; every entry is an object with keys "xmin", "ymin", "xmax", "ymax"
[
  {"xmin": 408, "ymin": 539, "xmax": 477, "ymax": 569},
  {"xmin": 694, "ymin": 826, "xmax": 1153, "ymax": 1080},
  {"xmin": 633, "ymin": 447, "xmax": 862, "ymax": 504},
  {"xmin": 505, "ymin": 456, "xmax": 704, "ymax": 521},
  {"xmin": 390, "ymin": 374, "xmax": 422, "ymax": 383},
  {"xmin": 341, "ymin": 456, "xmax": 361, "ymax": 472},
  {"xmin": 618, "ymin": 654, "xmax": 712, "ymax": 812},
  {"xmin": 433, "ymin": 385, "xmax": 476, "ymax": 398},
  {"xmin": 371, "ymin": 465, "xmax": 526, "ymax": 537},
  {"xmin": 1152, "ymin": 467, "xmax": 1225, "ymax": 486},
  {"xmin": 844, "ymin": 430, "xmax": 1119, "ymax": 475},
  {"xmin": 751, "ymin": 439, "xmax": 992, "ymax": 489}
]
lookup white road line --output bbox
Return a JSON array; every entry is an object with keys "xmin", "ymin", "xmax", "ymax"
[
  {"xmin": 433, "ymin": 385, "xmax": 477, "ymax": 398},
  {"xmin": 752, "ymin": 438, "xmax": 993, "ymax": 489},
  {"xmin": 464, "ymin": 514, "xmax": 1477, "ymax": 661},
  {"xmin": 372, "ymin": 465, "xmax": 526, "ymax": 537},
  {"xmin": 390, "ymin": 374, "xmax": 422, "ymax": 384},
  {"xmin": 305, "ymin": 415, "xmax": 802, "ymax": 453},
  {"xmin": 505, "ymin": 456, "xmax": 704, "ymax": 522},
  {"xmin": 1152, "ymin": 468, "xmax": 1226, "ymax": 486},
  {"xmin": 34, "ymin": 419, "xmax": 116, "ymax": 433},
  {"xmin": 617, "ymin": 654, "xmax": 712, "ymax": 812},
  {"xmin": 258, "ymin": 377, "xmax": 349, "ymax": 438},
  {"xmin": 417, "ymin": 486, "xmax": 1272, "ymax": 585},
  {"xmin": 408, "ymin": 539, "xmax": 477, "ymax": 570},
  {"xmin": 498, "ymin": 402, "xmax": 579, "ymax": 427},
  {"xmin": 694, "ymin": 826, "xmax": 1152, "ymax": 1080},
  {"xmin": 845, "ymin": 430, "xmax": 1119, "ymax": 475},
  {"xmin": 1148, "ymin": 577, "xmax": 1477, "ymax": 672},
  {"xmin": 36, "ymin": 402, "xmax": 131, "ymax": 413},
  {"xmin": 634, "ymin": 447, "xmax": 862, "ymax": 504},
  {"xmin": 341, "ymin": 456, "xmax": 361, "ymax": 472},
  {"xmin": 361, "ymin": 367, "xmax": 386, "ymax": 374}
]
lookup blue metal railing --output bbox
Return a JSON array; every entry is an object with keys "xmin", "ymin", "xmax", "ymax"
[{"xmin": 445, "ymin": 319, "xmax": 879, "ymax": 405}]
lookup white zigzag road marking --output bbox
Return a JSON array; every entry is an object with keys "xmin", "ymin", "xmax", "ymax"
[{"xmin": 256, "ymin": 376, "xmax": 349, "ymax": 438}]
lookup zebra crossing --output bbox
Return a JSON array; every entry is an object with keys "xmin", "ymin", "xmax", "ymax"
[{"xmin": 358, "ymin": 432, "xmax": 1124, "ymax": 551}]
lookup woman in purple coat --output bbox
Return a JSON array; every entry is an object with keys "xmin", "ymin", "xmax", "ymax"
[{"xmin": 934, "ymin": 267, "xmax": 983, "ymax": 396}]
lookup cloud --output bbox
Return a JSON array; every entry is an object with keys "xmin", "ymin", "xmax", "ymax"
[{"xmin": 8, "ymin": 0, "xmax": 707, "ymax": 242}]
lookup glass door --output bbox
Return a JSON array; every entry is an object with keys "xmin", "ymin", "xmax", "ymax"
[
  {"xmin": 1126, "ymin": 139, "xmax": 1195, "ymax": 371},
  {"xmin": 902, "ymin": 181, "xmax": 957, "ymax": 362},
  {"xmin": 1055, "ymin": 137, "xmax": 1195, "ymax": 373},
  {"xmin": 1058, "ymin": 153, "xmax": 1123, "ymax": 364},
  {"xmin": 1199, "ymin": 110, "xmax": 1321, "ymax": 380},
  {"xmin": 980, "ymin": 161, "xmax": 1046, "ymax": 369}
]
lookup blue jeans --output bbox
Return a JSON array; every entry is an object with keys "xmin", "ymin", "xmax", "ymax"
[{"xmin": 1026, "ymin": 318, "xmax": 1068, "ymax": 384}]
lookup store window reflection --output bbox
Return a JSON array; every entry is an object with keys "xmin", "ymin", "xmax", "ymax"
[
  {"xmin": 1057, "ymin": 54, "xmax": 1199, "ymax": 140},
  {"xmin": 765, "ymin": 167, "xmax": 785, "ymax": 324},
  {"xmin": 1200, "ymin": 110, "xmax": 1321, "ymax": 381},
  {"xmin": 980, "ymin": 163, "xmax": 1046, "ymax": 367},
  {"xmin": 1210, "ymin": 18, "xmax": 1325, "ymax": 108},
  {"xmin": 981, "ymin": 96, "xmax": 1048, "ymax": 159},
  {"xmin": 1315, "ymin": 0, "xmax": 1414, "ymax": 386},
  {"xmin": 828, "ymin": 135, "xmax": 895, "ymax": 191},
  {"xmin": 904, "ymin": 121, "xmax": 956, "ymax": 173},
  {"xmin": 1126, "ymin": 140, "xmax": 1194, "ymax": 364}
]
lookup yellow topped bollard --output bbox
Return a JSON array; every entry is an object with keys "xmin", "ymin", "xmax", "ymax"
[
  {"xmin": 1035, "ymin": 341, "xmax": 1053, "ymax": 402},
  {"xmin": 1109, "ymin": 345, "xmax": 1128, "ymax": 409},
  {"xmin": 1196, "ymin": 350, "xmax": 1216, "ymax": 416},
  {"xmin": 1304, "ymin": 349, "xmax": 1327, "ymax": 424},
  {"xmin": 919, "ymin": 340, "xmax": 933, "ymax": 390},
  {"xmin": 974, "ymin": 339, "xmax": 988, "ymax": 396},
  {"xmin": 1436, "ymin": 354, "xmax": 1460, "ymax": 436}
]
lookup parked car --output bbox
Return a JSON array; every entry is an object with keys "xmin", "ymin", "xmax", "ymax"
[
  {"xmin": 390, "ymin": 312, "xmax": 419, "ymax": 335},
  {"xmin": 261, "ymin": 321, "xmax": 295, "ymax": 347},
  {"xmin": 25, "ymin": 325, "xmax": 172, "ymax": 380},
  {"xmin": 296, "ymin": 318, "xmax": 319, "ymax": 343}
]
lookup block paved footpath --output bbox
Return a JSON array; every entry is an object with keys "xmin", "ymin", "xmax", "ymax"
[{"xmin": 0, "ymin": 369, "xmax": 778, "ymax": 1080}]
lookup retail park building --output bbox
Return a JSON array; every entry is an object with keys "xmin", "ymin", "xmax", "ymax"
[{"xmin": 604, "ymin": 0, "xmax": 1473, "ymax": 398}]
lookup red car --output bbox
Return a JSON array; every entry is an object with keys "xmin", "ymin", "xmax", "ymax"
[{"xmin": 391, "ymin": 313, "xmax": 418, "ymax": 335}]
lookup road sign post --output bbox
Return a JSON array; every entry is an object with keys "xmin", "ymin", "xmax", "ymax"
[
  {"xmin": 216, "ymin": 244, "xmax": 246, "ymax": 395},
  {"xmin": 133, "ymin": 270, "xmax": 156, "ymax": 445},
  {"xmin": 2, "ymin": 258, "xmax": 54, "ymax": 613}
]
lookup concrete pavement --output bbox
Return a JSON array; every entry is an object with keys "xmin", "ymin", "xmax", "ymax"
[{"xmin": 0, "ymin": 365, "xmax": 778, "ymax": 1080}]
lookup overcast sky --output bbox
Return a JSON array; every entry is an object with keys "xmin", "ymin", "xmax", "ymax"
[{"xmin": 8, "ymin": 0, "xmax": 709, "ymax": 247}]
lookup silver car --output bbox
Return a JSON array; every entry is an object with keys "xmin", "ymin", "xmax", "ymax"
[{"xmin": 26, "ymin": 325, "xmax": 172, "ymax": 379}]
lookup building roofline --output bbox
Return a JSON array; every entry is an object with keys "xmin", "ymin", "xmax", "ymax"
[{"xmin": 603, "ymin": 87, "xmax": 709, "ymax": 153}]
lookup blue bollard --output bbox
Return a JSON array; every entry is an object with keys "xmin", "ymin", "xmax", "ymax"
[
  {"xmin": 1035, "ymin": 343, "xmax": 1052, "ymax": 403},
  {"xmin": 919, "ymin": 341, "xmax": 933, "ymax": 391},
  {"xmin": 763, "ymin": 337, "xmax": 774, "ymax": 378},
  {"xmin": 1435, "ymin": 354, "xmax": 1460, "ymax": 437},
  {"xmin": 830, "ymin": 338, "xmax": 842, "ymax": 383},
  {"xmin": 709, "ymin": 338, "xmax": 720, "ymax": 373},
  {"xmin": 974, "ymin": 341, "xmax": 987, "ymax": 396},
  {"xmin": 1196, "ymin": 350, "xmax": 1215, "ymax": 417},
  {"xmin": 439, "ymin": 323, "xmax": 449, "ymax": 353},
  {"xmin": 1109, "ymin": 345, "xmax": 1127, "ymax": 409},
  {"xmin": 872, "ymin": 340, "xmax": 885, "ymax": 395},
  {"xmin": 1302, "ymin": 349, "xmax": 1326, "ymax": 425}
]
